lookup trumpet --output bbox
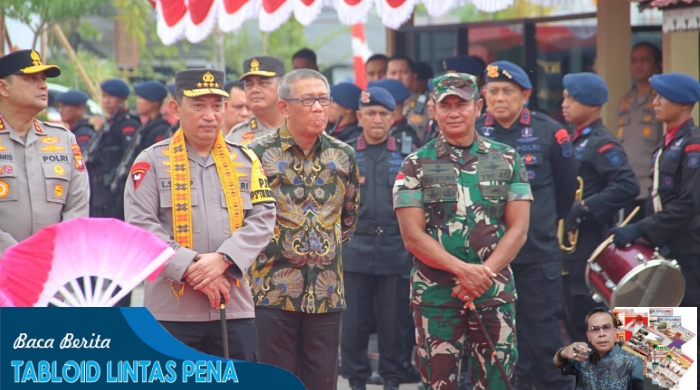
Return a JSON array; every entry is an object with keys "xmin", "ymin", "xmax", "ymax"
[{"xmin": 559, "ymin": 176, "xmax": 584, "ymax": 253}]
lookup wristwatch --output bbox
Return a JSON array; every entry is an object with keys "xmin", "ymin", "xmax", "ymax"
[{"xmin": 221, "ymin": 253, "xmax": 234, "ymax": 266}]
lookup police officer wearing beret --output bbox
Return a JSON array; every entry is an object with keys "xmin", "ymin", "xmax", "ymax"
[
  {"xmin": 340, "ymin": 87, "xmax": 415, "ymax": 390},
  {"xmin": 476, "ymin": 61, "xmax": 578, "ymax": 390},
  {"xmin": 226, "ymin": 56, "xmax": 286, "ymax": 145},
  {"xmin": 0, "ymin": 50, "xmax": 89, "ymax": 256},
  {"xmin": 55, "ymin": 89, "xmax": 96, "ymax": 153},
  {"xmin": 124, "ymin": 68, "xmax": 275, "ymax": 359},
  {"xmin": 86, "ymin": 77, "xmax": 140, "ymax": 221},
  {"xmin": 328, "ymin": 82, "xmax": 362, "ymax": 143},
  {"xmin": 610, "ymin": 73, "xmax": 700, "ymax": 357},
  {"xmin": 560, "ymin": 73, "xmax": 639, "ymax": 343},
  {"xmin": 369, "ymin": 78, "xmax": 422, "ymax": 152},
  {"xmin": 109, "ymin": 81, "xmax": 171, "ymax": 206}
]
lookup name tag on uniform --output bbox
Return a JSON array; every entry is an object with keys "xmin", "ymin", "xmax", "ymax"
[
  {"xmin": 478, "ymin": 170, "xmax": 511, "ymax": 181},
  {"xmin": 423, "ymin": 186, "xmax": 458, "ymax": 202},
  {"xmin": 481, "ymin": 185, "xmax": 508, "ymax": 198},
  {"xmin": 423, "ymin": 163, "xmax": 454, "ymax": 175},
  {"xmin": 423, "ymin": 173, "xmax": 457, "ymax": 185}
]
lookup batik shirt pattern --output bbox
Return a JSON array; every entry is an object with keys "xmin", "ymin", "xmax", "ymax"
[
  {"xmin": 393, "ymin": 134, "xmax": 533, "ymax": 309},
  {"xmin": 247, "ymin": 127, "xmax": 359, "ymax": 313}
]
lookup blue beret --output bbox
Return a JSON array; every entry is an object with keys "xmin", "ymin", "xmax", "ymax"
[
  {"xmin": 359, "ymin": 87, "xmax": 396, "ymax": 112},
  {"xmin": 443, "ymin": 55, "xmax": 485, "ymax": 76},
  {"xmin": 55, "ymin": 90, "xmax": 89, "ymax": 106},
  {"xmin": 330, "ymin": 83, "xmax": 362, "ymax": 110},
  {"xmin": 367, "ymin": 78, "xmax": 410, "ymax": 104},
  {"xmin": 100, "ymin": 78, "xmax": 130, "ymax": 98},
  {"xmin": 484, "ymin": 61, "xmax": 532, "ymax": 90},
  {"xmin": 166, "ymin": 83, "xmax": 176, "ymax": 96},
  {"xmin": 134, "ymin": 81, "xmax": 168, "ymax": 102},
  {"xmin": 563, "ymin": 72, "xmax": 608, "ymax": 106},
  {"xmin": 650, "ymin": 73, "xmax": 700, "ymax": 104}
]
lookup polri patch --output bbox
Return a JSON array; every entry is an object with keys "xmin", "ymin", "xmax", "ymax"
[{"xmin": 130, "ymin": 161, "xmax": 151, "ymax": 190}]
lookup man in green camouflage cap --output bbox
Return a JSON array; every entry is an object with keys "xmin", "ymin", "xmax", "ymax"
[{"xmin": 393, "ymin": 73, "xmax": 533, "ymax": 390}]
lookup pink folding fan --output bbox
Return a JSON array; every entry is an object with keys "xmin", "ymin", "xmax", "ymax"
[{"xmin": 0, "ymin": 218, "xmax": 174, "ymax": 307}]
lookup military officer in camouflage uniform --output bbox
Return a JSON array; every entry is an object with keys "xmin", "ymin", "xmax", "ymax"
[
  {"xmin": 226, "ymin": 56, "xmax": 286, "ymax": 145},
  {"xmin": 0, "ymin": 50, "xmax": 90, "ymax": 256},
  {"xmin": 394, "ymin": 73, "xmax": 533, "ymax": 390},
  {"xmin": 55, "ymin": 89, "xmax": 96, "ymax": 152}
]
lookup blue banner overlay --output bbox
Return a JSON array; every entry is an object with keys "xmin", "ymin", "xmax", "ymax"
[{"xmin": 0, "ymin": 308, "xmax": 305, "ymax": 389}]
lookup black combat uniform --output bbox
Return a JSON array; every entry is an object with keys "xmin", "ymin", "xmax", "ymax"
[
  {"xmin": 340, "ymin": 134, "xmax": 413, "ymax": 388},
  {"xmin": 70, "ymin": 118, "xmax": 96, "ymax": 153},
  {"xmin": 85, "ymin": 108, "xmax": 140, "ymax": 219},
  {"xmin": 563, "ymin": 119, "xmax": 639, "ymax": 342},
  {"xmin": 390, "ymin": 118, "xmax": 422, "ymax": 151},
  {"xmin": 639, "ymin": 119, "xmax": 700, "ymax": 308},
  {"xmin": 330, "ymin": 121, "xmax": 363, "ymax": 144},
  {"xmin": 476, "ymin": 108, "xmax": 578, "ymax": 390}
]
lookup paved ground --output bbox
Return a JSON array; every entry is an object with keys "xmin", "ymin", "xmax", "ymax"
[{"xmin": 130, "ymin": 284, "xmax": 422, "ymax": 390}]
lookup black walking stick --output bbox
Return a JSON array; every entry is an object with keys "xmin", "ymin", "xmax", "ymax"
[
  {"xmin": 220, "ymin": 294, "xmax": 229, "ymax": 358},
  {"xmin": 467, "ymin": 302, "xmax": 513, "ymax": 390}
]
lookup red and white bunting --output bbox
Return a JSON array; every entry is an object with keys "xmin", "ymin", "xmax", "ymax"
[{"xmin": 152, "ymin": 0, "xmax": 573, "ymax": 44}]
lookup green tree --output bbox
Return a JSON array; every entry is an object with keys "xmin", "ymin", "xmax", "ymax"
[{"xmin": 1, "ymin": 0, "xmax": 100, "ymax": 49}]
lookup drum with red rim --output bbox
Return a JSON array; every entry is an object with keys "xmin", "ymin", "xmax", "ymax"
[{"xmin": 585, "ymin": 242, "xmax": 685, "ymax": 308}]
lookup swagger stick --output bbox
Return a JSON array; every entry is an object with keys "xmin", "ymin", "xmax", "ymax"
[
  {"xmin": 467, "ymin": 302, "xmax": 514, "ymax": 390},
  {"xmin": 220, "ymin": 294, "xmax": 229, "ymax": 358}
]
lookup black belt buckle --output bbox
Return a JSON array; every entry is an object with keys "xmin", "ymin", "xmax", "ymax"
[{"xmin": 374, "ymin": 226, "xmax": 384, "ymax": 236}]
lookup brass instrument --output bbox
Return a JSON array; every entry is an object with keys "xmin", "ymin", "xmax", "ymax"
[{"xmin": 559, "ymin": 176, "xmax": 584, "ymax": 253}]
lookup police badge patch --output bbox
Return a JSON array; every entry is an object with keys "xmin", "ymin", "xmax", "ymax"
[{"xmin": 481, "ymin": 127, "xmax": 495, "ymax": 137}]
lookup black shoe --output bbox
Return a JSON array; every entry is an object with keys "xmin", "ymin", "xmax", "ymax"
[
  {"xmin": 367, "ymin": 371, "xmax": 383, "ymax": 385},
  {"xmin": 383, "ymin": 377, "xmax": 399, "ymax": 390},
  {"xmin": 348, "ymin": 378, "xmax": 366, "ymax": 390},
  {"xmin": 400, "ymin": 365, "xmax": 421, "ymax": 384}
]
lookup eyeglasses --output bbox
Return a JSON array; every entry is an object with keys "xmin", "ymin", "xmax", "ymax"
[
  {"xmin": 587, "ymin": 324, "xmax": 614, "ymax": 333},
  {"xmin": 283, "ymin": 96, "xmax": 332, "ymax": 106}
]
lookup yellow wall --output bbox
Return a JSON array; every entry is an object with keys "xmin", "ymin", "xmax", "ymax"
[
  {"xmin": 596, "ymin": 1, "xmax": 631, "ymax": 131},
  {"xmin": 662, "ymin": 31, "xmax": 700, "ymax": 122}
]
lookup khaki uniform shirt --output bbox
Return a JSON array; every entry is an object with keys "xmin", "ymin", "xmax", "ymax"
[
  {"xmin": 404, "ymin": 91, "xmax": 429, "ymax": 142},
  {"xmin": 124, "ymin": 138, "xmax": 276, "ymax": 322},
  {"xmin": 616, "ymin": 89, "xmax": 663, "ymax": 198},
  {"xmin": 225, "ymin": 116, "xmax": 280, "ymax": 146},
  {"xmin": 0, "ymin": 114, "xmax": 90, "ymax": 256}
]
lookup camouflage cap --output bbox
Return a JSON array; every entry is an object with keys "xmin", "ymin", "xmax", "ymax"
[{"xmin": 431, "ymin": 73, "xmax": 478, "ymax": 103}]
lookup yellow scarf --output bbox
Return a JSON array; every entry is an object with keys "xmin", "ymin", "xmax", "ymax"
[{"xmin": 169, "ymin": 129, "xmax": 244, "ymax": 295}]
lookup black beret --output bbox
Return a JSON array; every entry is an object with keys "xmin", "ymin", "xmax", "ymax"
[
  {"xmin": 563, "ymin": 72, "xmax": 608, "ymax": 106},
  {"xmin": 330, "ymin": 83, "xmax": 362, "ymax": 110},
  {"xmin": 100, "ymin": 78, "xmax": 130, "ymax": 99},
  {"xmin": 359, "ymin": 87, "xmax": 396, "ymax": 112},
  {"xmin": 134, "ymin": 81, "xmax": 168, "ymax": 102},
  {"xmin": 55, "ymin": 90, "xmax": 89, "ymax": 106}
]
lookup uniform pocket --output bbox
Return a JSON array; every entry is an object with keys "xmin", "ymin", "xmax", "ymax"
[
  {"xmin": 42, "ymin": 163, "xmax": 70, "ymax": 204},
  {"xmin": 0, "ymin": 169, "xmax": 17, "ymax": 201}
]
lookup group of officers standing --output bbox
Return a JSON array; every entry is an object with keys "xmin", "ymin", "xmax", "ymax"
[{"xmin": 0, "ymin": 41, "xmax": 699, "ymax": 390}]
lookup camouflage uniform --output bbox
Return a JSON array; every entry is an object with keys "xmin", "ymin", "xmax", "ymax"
[{"xmin": 393, "ymin": 132, "xmax": 533, "ymax": 390}]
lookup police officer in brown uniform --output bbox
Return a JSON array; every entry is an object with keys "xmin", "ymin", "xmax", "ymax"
[
  {"xmin": 124, "ymin": 69, "xmax": 276, "ymax": 358},
  {"xmin": 0, "ymin": 50, "xmax": 90, "ymax": 256},
  {"xmin": 616, "ymin": 42, "xmax": 663, "ymax": 221},
  {"xmin": 226, "ymin": 56, "xmax": 286, "ymax": 145}
]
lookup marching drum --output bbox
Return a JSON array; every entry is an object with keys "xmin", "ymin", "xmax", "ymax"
[{"xmin": 585, "ymin": 242, "xmax": 685, "ymax": 308}]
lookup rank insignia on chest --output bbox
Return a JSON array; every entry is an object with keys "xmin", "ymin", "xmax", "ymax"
[
  {"xmin": 481, "ymin": 127, "xmax": 494, "ymax": 137},
  {"xmin": 0, "ymin": 139, "xmax": 7, "ymax": 152},
  {"xmin": 40, "ymin": 144, "xmax": 65, "ymax": 152},
  {"xmin": 250, "ymin": 119, "xmax": 258, "ymax": 130},
  {"xmin": 0, "ymin": 180, "xmax": 9, "ymax": 198},
  {"xmin": 54, "ymin": 184, "xmax": 64, "ymax": 198},
  {"xmin": 3, "ymin": 165, "xmax": 11, "ymax": 174},
  {"xmin": 39, "ymin": 136, "xmax": 60, "ymax": 144},
  {"xmin": 53, "ymin": 165, "xmax": 64, "ymax": 176},
  {"xmin": 242, "ymin": 131, "xmax": 255, "ymax": 140}
]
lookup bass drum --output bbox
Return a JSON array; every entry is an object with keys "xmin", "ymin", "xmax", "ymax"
[{"xmin": 585, "ymin": 242, "xmax": 685, "ymax": 308}]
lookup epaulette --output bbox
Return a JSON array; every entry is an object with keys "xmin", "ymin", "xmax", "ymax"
[
  {"xmin": 147, "ymin": 138, "xmax": 172, "ymax": 151},
  {"xmin": 40, "ymin": 121, "xmax": 71, "ymax": 132}
]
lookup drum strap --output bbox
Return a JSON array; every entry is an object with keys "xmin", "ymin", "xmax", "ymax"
[{"xmin": 651, "ymin": 150, "xmax": 663, "ymax": 213}]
